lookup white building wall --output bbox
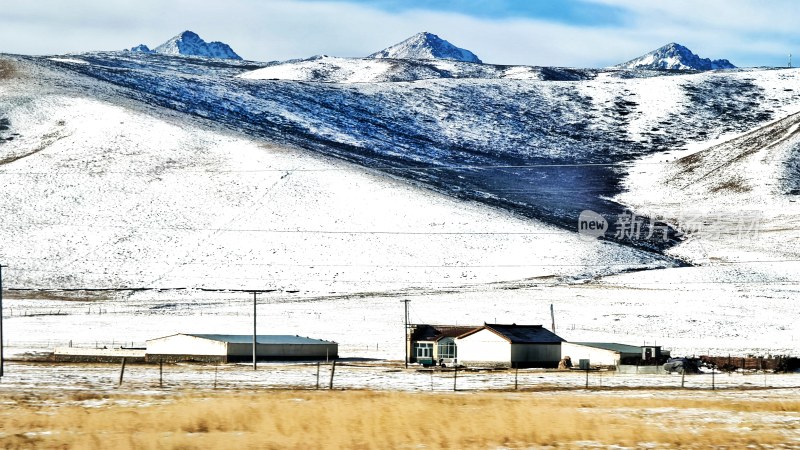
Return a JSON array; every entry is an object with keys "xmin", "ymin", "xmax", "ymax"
[
  {"xmin": 456, "ymin": 329, "xmax": 511, "ymax": 366},
  {"xmin": 146, "ymin": 335, "xmax": 228, "ymax": 356},
  {"xmin": 561, "ymin": 343, "xmax": 620, "ymax": 366}
]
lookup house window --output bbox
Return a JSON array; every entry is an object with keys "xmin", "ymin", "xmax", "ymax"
[
  {"xmin": 415, "ymin": 342, "xmax": 433, "ymax": 359},
  {"xmin": 438, "ymin": 339, "xmax": 457, "ymax": 359}
]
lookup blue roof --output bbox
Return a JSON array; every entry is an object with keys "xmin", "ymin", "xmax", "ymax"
[
  {"xmin": 184, "ymin": 334, "xmax": 335, "ymax": 345},
  {"xmin": 459, "ymin": 324, "xmax": 565, "ymax": 344}
]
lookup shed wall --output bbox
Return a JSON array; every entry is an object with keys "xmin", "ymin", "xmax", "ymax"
[
  {"xmin": 227, "ymin": 343, "xmax": 338, "ymax": 360},
  {"xmin": 561, "ymin": 343, "xmax": 621, "ymax": 366},
  {"xmin": 511, "ymin": 343, "xmax": 562, "ymax": 367},
  {"xmin": 146, "ymin": 335, "xmax": 228, "ymax": 356}
]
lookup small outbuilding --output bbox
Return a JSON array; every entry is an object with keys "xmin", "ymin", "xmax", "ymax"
[
  {"xmin": 455, "ymin": 323, "xmax": 564, "ymax": 368},
  {"xmin": 561, "ymin": 342, "xmax": 643, "ymax": 367},
  {"xmin": 561, "ymin": 342, "xmax": 667, "ymax": 368},
  {"xmin": 146, "ymin": 333, "xmax": 338, "ymax": 363}
]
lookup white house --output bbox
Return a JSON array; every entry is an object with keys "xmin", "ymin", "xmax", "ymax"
[
  {"xmin": 407, "ymin": 324, "xmax": 477, "ymax": 367},
  {"xmin": 455, "ymin": 324, "xmax": 564, "ymax": 368},
  {"xmin": 146, "ymin": 333, "xmax": 338, "ymax": 363}
]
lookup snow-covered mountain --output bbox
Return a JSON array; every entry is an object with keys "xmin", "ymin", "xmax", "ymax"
[
  {"xmin": 128, "ymin": 44, "xmax": 152, "ymax": 53},
  {"xmin": 369, "ymin": 32, "xmax": 482, "ymax": 63},
  {"xmin": 616, "ymin": 43, "xmax": 736, "ymax": 71},
  {"xmin": 153, "ymin": 30, "xmax": 241, "ymax": 60}
]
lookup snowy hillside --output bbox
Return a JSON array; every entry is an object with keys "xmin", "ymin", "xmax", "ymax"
[
  {"xmin": 239, "ymin": 55, "xmax": 589, "ymax": 83},
  {"xmin": 33, "ymin": 52, "xmax": 800, "ymax": 252},
  {"xmin": 617, "ymin": 108, "xmax": 800, "ymax": 271},
  {"xmin": 369, "ymin": 32, "xmax": 482, "ymax": 63},
  {"xmin": 616, "ymin": 43, "xmax": 736, "ymax": 71},
  {"xmin": 0, "ymin": 58, "xmax": 673, "ymax": 291},
  {"xmin": 153, "ymin": 30, "xmax": 241, "ymax": 60}
]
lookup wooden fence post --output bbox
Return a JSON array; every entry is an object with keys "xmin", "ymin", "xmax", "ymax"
[
  {"xmin": 329, "ymin": 360, "xmax": 336, "ymax": 390},
  {"xmin": 316, "ymin": 362, "xmax": 320, "ymax": 389},
  {"xmin": 118, "ymin": 357, "xmax": 127, "ymax": 386},
  {"xmin": 514, "ymin": 367, "xmax": 519, "ymax": 390},
  {"xmin": 585, "ymin": 366, "xmax": 589, "ymax": 389}
]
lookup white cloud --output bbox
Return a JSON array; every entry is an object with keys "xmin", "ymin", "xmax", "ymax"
[{"xmin": 0, "ymin": 0, "xmax": 797, "ymax": 67}]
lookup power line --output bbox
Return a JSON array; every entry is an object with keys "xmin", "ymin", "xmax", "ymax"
[
  {"xmin": 2, "ymin": 280, "xmax": 799, "ymax": 292},
  {"xmin": 1, "ymin": 260, "xmax": 800, "ymax": 286},
  {"xmin": 0, "ymin": 222, "xmax": 796, "ymax": 235},
  {"xmin": 2, "ymin": 259, "xmax": 800, "ymax": 269},
  {"xmin": 0, "ymin": 160, "xmax": 674, "ymax": 176},
  {"xmin": 0, "ymin": 225, "xmax": 570, "ymax": 235}
]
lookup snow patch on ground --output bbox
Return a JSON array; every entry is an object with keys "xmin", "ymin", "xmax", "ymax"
[
  {"xmin": 48, "ymin": 58, "xmax": 88, "ymax": 65},
  {"xmin": 240, "ymin": 56, "xmax": 393, "ymax": 83}
]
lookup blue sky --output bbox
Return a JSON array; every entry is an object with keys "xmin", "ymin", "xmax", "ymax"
[
  {"xmin": 1, "ymin": 0, "xmax": 799, "ymax": 67},
  {"xmin": 326, "ymin": 0, "xmax": 627, "ymax": 25}
]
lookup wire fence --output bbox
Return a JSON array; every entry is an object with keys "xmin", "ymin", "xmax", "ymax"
[{"xmin": 2, "ymin": 361, "xmax": 799, "ymax": 394}]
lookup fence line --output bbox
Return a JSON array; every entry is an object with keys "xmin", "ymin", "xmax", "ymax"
[{"xmin": 3, "ymin": 361, "xmax": 799, "ymax": 394}]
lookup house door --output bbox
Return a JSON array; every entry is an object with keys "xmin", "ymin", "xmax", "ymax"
[{"xmin": 414, "ymin": 342, "xmax": 434, "ymax": 366}]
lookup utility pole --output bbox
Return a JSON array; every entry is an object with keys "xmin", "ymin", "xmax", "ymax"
[
  {"xmin": 251, "ymin": 291, "xmax": 260, "ymax": 371},
  {"xmin": 0, "ymin": 264, "xmax": 5, "ymax": 377},
  {"xmin": 550, "ymin": 303, "xmax": 556, "ymax": 333},
  {"xmin": 401, "ymin": 299, "xmax": 410, "ymax": 368}
]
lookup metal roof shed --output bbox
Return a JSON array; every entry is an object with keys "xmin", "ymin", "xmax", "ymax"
[
  {"xmin": 455, "ymin": 324, "xmax": 564, "ymax": 368},
  {"xmin": 561, "ymin": 342, "xmax": 644, "ymax": 367},
  {"xmin": 146, "ymin": 333, "xmax": 338, "ymax": 363}
]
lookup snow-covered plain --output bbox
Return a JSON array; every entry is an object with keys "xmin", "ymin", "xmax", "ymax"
[
  {"xmin": 5, "ymin": 266, "xmax": 800, "ymax": 361},
  {"xmin": 1, "ymin": 53, "xmax": 800, "ymax": 362}
]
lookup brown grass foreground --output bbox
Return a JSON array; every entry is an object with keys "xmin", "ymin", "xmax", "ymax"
[{"xmin": 1, "ymin": 390, "xmax": 799, "ymax": 449}]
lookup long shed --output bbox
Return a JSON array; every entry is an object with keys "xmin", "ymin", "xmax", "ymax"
[
  {"xmin": 146, "ymin": 333, "xmax": 338, "ymax": 363},
  {"xmin": 455, "ymin": 324, "xmax": 564, "ymax": 368}
]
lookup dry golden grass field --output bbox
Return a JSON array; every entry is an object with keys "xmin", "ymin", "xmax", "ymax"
[{"xmin": 1, "ymin": 389, "xmax": 799, "ymax": 449}]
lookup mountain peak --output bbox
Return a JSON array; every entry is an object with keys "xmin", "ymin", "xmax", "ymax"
[
  {"xmin": 616, "ymin": 42, "xmax": 735, "ymax": 71},
  {"xmin": 128, "ymin": 44, "xmax": 152, "ymax": 53},
  {"xmin": 368, "ymin": 32, "xmax": 482, "ymax": 64},
  {"xmin": 152, "ymin": 30, "xmax": 242, "ymax": 60}
]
